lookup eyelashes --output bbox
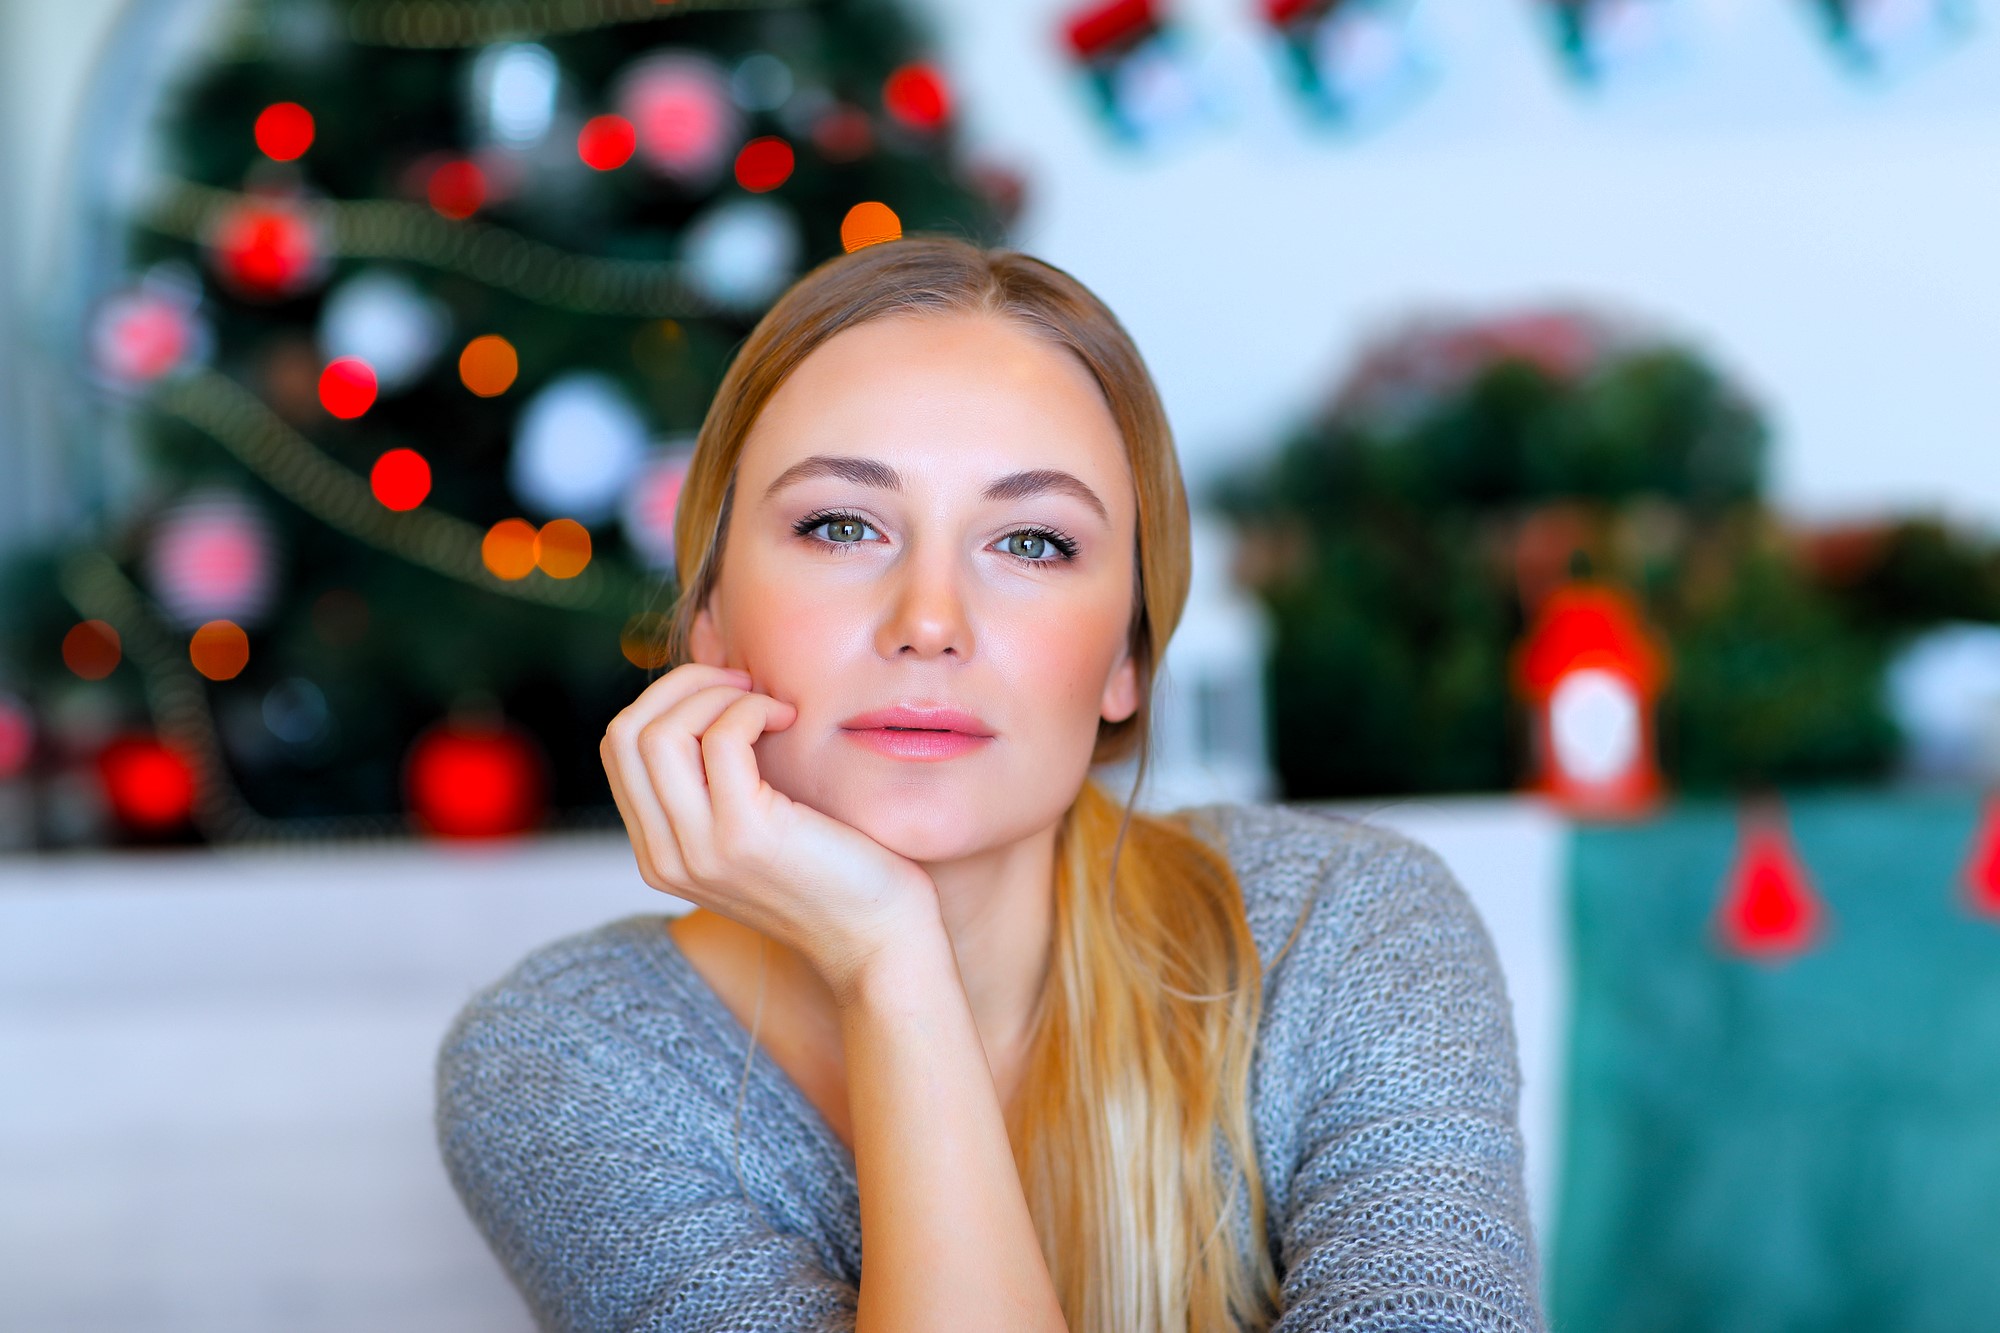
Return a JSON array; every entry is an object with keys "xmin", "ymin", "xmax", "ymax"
[{"xmin": 791, "ymin": 508, "xmax": 1079, "ymax": 563}]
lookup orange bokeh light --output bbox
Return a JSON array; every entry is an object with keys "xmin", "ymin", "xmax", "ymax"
[
  {"xmin": 841, "ymin": 201, "xmax": 902, "ymax": 252},
  {"xmin": 536, "ymin": 519, "xmax": 592, "ymax": 579},
  {"xmin": 62, "ymin": 620, "xmax": 122, "ymax": 680},
  {"xmin": 621, "ymin": 612, "xmax": 672, "ymax": 669},
  {"xmin": 459, "ymin": 335, "xmax": 519, "ymax": 397},
  {"xmin": 483, "ymin": 518, "xmax": 540, "ymax": 580},
  {"xmin": 190, "ymin": 620, "xmax": 250, "ymax": 681}
]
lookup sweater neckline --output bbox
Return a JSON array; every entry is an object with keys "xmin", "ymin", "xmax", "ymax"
[{"xmin": 639, "ymin": 915, "xmax": 862, "ymax": 1188}]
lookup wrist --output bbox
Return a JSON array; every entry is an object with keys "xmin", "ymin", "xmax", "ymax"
[{"xmin": 824, "ymin": 907, "xmax": 955, "ymax": 1014}]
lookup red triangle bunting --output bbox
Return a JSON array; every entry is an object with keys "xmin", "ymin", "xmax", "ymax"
[
  {"xmin": 1716, "ymin": 804, "xmax": 1825, "ymax": 959},
  {"xmin": 1963, "ymin": 794, "xmax": 2000, "ymax": 919}
]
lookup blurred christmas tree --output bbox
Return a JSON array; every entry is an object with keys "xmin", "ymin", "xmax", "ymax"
[
  {"xmin": 0, "ymin": 0, "xmax": 1017, "ymax": 847},
  {"xmin": 1220, "ymin": 310, "xmax": 2000, "ymax": 800}
]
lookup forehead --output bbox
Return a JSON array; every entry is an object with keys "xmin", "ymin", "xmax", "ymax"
[{"xmin": 738, "ymin": 312, "xmax": 1134, "ymax": 505}]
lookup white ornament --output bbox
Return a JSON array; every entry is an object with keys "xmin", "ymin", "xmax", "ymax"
[
  {"xmin": 473, "ymin": 42, "xmax": 560, "ymax": 147},
  {"xmin": 1887, "ymin": 622, "xmax": 2000, "ymax": 783},
  {"xmin": 681, "ymin": 198, "xmax": 800, "ymax": 313},
  {"xmin": 510, "ymin": 373, "xmax": 649, "ymax": 525},
  {"xmin": 319, "ymin": 269, "xmax": 450, "ymax": 393},
  {"xmin": 145, "ymin": 488, "xmax": 279, "ymax": 629}
]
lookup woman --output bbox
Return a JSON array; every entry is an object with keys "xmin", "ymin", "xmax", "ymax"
[{"xmin": 435, "ymin": 235, "xmax": 1544, "ymax": 1333}]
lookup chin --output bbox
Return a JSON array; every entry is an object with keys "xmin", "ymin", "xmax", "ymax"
[{"xmin": 776, "ymin": 753, "xmax": 1067, "ymax": 865}]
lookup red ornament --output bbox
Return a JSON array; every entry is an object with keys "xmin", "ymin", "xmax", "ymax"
[
  {"xmin": 318, "ymin": 356, "xmax": 379, "ymax": 418},
  {"xmin": 883, "ymin": 63, "xmax": 952, "ymax": 130},
  {"xmin": 93, "ymin": 289, "xmax": 197, "ymax": 385},
  {"xmin": 318, "ymin": 356, "xmax": 380, "ymax": 418},
  {"xmin": 427, "ymin": 159, "xmax": 488, "ymax": 220},
  {"xmin": 1963, "ymin": 794, "xmax": 2000, "ymax": 918},
  {"xmin": 370, "ymin": 448, "xmax": 432, "ymax": 511},
  {"xmin": 733, "ymin": 136, "xmax": 795, "ymax": 193},
  {"xmin": 403, "ymin": 718, "xmax": 548, "ymax": 838},
  {"xmin": 207, "ymin": 198, "xmax": 323, "ymax": 300},
  {"xmin": 255, "ymin": 102, "xmax": 316, "ymax": 161},
  {"xmin": 0, "ymin": 690, "xmax": 34, "ymax": 780},
  {"xmin": 98, "ymin": 735, "xmax": 198, "ymax": 832},
  {"xmin": 1716, "ymin": 805, "xmax": 1825, "ymax": 959},
  {"xmin": 578, "ymin": 114, "xmax": 638, "ymax": 171}
]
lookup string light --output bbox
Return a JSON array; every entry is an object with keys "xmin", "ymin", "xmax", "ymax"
[
  {"xmin": 345, "ymin": 0, "xmax": 796, "ymax": 49},
  {"xmin": 144, "ymin": 179, "xmax": 712, "ymax": 319},
  {"xmin": 154, "ymin": 370, "xmax": 643, "ymax": 612}
]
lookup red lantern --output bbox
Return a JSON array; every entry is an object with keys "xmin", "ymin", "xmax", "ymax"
[
  {"xmin": 97, "ymin": 735, "xmax": 199, "ymax": 832},
  {"xmin": 403, "ymin": 717, "xmax": 548, "ymax": 838},
  {"xmin": 1512, "ymin": 581, "xmax": 1669, "ymax": 818}
]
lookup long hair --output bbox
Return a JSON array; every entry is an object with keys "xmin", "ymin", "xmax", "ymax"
[{"xmin": 668, "ymin": 234, "xmax": 1283, "ymax": 1332}]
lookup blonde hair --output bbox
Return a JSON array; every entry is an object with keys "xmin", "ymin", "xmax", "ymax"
[{"xmin": 669, "ymin": 234, "xmax": 1283, "ymax": 1332}]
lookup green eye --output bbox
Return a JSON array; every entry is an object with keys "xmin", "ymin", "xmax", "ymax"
[
  {"xmin": 1003, "ymin": 532, "xmax": 1049, "ymax": 560},
  {"xmin": 824, "ymin": 518, "xmax": 867, "ymax": 543}
]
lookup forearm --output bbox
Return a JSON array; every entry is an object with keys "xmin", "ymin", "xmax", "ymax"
[{"xmin": 837, "ymin": 926, "xmax": 1067, "ymax": 1333}]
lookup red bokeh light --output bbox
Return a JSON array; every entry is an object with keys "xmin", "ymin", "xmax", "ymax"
[
  {"xmin": 62, "ymin": 619, "xmax": 122, "ymax": 680},
  {"xmin": 578, "ymin": 114, "xmax": 638, "ymax": 171},
  {"xmin": 883, "ymin": 63, "xmax": 951, "ymax": 130},
  {"xmin": 208, "ymin": 201, "xmax": 320, "ymax": 300},
  {"xmin": 427, "ymin": 160, "xmax": 488, "ymax": 220},
  {"xmin": 98, "ymin": 735, "xmax": 198, "ymax": 832},
  {"xmin": 254, "ymin": 102, "xmax": 316, "ymax": 161},
  {"xmin": 733, "ymin": 136, "xmax": 795, "ymax": 193},
  {"xmin": 370, "ymin": 448, "xmax": 432, "ymax": 511},
  {"xmin": 403, "ymin": 721, "xmax": 548, "ymax": 838},
  {"xmin": 318, "ymin": 357, "xmax": 378, "ymax": 419}
]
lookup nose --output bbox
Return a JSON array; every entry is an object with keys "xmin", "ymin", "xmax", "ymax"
[{"xmin": 875, "ymin": 539, "xmax": 971, "ymax": 661}]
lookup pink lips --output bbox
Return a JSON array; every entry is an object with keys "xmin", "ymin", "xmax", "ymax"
[{"xmin": 838, "ymin": 705, "xmax": 995, "ymax": 762}]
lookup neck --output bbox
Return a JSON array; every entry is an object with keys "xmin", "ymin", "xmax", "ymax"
[{"xmin": 920, "ymin": 821, "xmax": 1060, "ymax": 1062}]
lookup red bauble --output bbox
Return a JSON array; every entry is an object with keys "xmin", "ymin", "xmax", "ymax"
[
  {"xmin": 370, "ymin": 447, "xmax": 432, "ymax": 511},
  {"xmin": 98, "ymin": 735, "xmax": 199, "ymax": 832},
  {"xmin": 318, "ymin": 356, "xmax": 379, "ymax": 418},
  {"xmin": 207, "ymin": 198, "xmax": 324, "ymax": 300},
  {"xmin": 578, "ymin": 114, "xmax": 638, "ymax": 171},
  {"xmin": 403, "ymin": 718, "xmax": 548, "ymax": 838},
  {"xmin": 883, "ymin": 63, "xmax": 952, "ymax": 130}
]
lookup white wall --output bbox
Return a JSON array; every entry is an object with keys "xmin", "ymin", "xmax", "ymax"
[{"xmin": 926, "ymin": 0, "xmax": 2000, "ymax": 527}]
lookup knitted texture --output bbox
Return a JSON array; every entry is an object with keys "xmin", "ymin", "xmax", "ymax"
[{"xmin": 435, "ymin": 802, "xmax": 1546, "ymax": 1332}]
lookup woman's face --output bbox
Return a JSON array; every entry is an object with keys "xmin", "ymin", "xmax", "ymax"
[{"xmin": 689, "ymin": 310, "xmax": 1142, "ymax": 864}]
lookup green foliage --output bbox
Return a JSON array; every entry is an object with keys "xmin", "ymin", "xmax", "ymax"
[{"xmin": 1224, "ymin": 317, "xmax": 1993, "ymax": 799}]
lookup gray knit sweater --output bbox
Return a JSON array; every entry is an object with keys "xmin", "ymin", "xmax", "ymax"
[{"xmin": 435, "ymin": 802, "xmax": 1545, "ymax": 1332}]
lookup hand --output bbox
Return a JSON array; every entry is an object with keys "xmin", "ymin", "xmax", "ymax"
[{"xmin": 600, "ymin": 663, "xmax": 943, "ymax": 1002}]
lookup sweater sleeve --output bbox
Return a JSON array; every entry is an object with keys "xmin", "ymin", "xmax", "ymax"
[
  {"xmin": 435, "ymin": 986, "xmax": 859, "ymax": 1333},
  {"xmin": 1269, "ymin": 836, "xmax": 1546, "ymax": 1333}
]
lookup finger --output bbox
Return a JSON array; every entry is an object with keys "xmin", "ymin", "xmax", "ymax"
[
  {"xmin": 617, "ymin": 662, "xmax": 753, "ymax": 731},
  {"xmin": 641, "ymin": 682, "xmax": 761, "ymax": 880},
  {"xmin": 605, "ymin": 675, "xmax": 743, "ymax": 887},
  {"xmin": 699, "ymin": 693, "xmax": 798, "ymax": 832}
]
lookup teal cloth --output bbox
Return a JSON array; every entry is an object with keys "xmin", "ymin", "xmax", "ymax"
[{"xmin": 1551, "ymin": 789, "xmax": 2000, "ymax": 1333}]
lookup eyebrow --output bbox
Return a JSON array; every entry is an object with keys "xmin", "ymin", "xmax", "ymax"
[{"xmin": 763, "ymin": 453, "xmax": 1109, "ymax": 522}]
